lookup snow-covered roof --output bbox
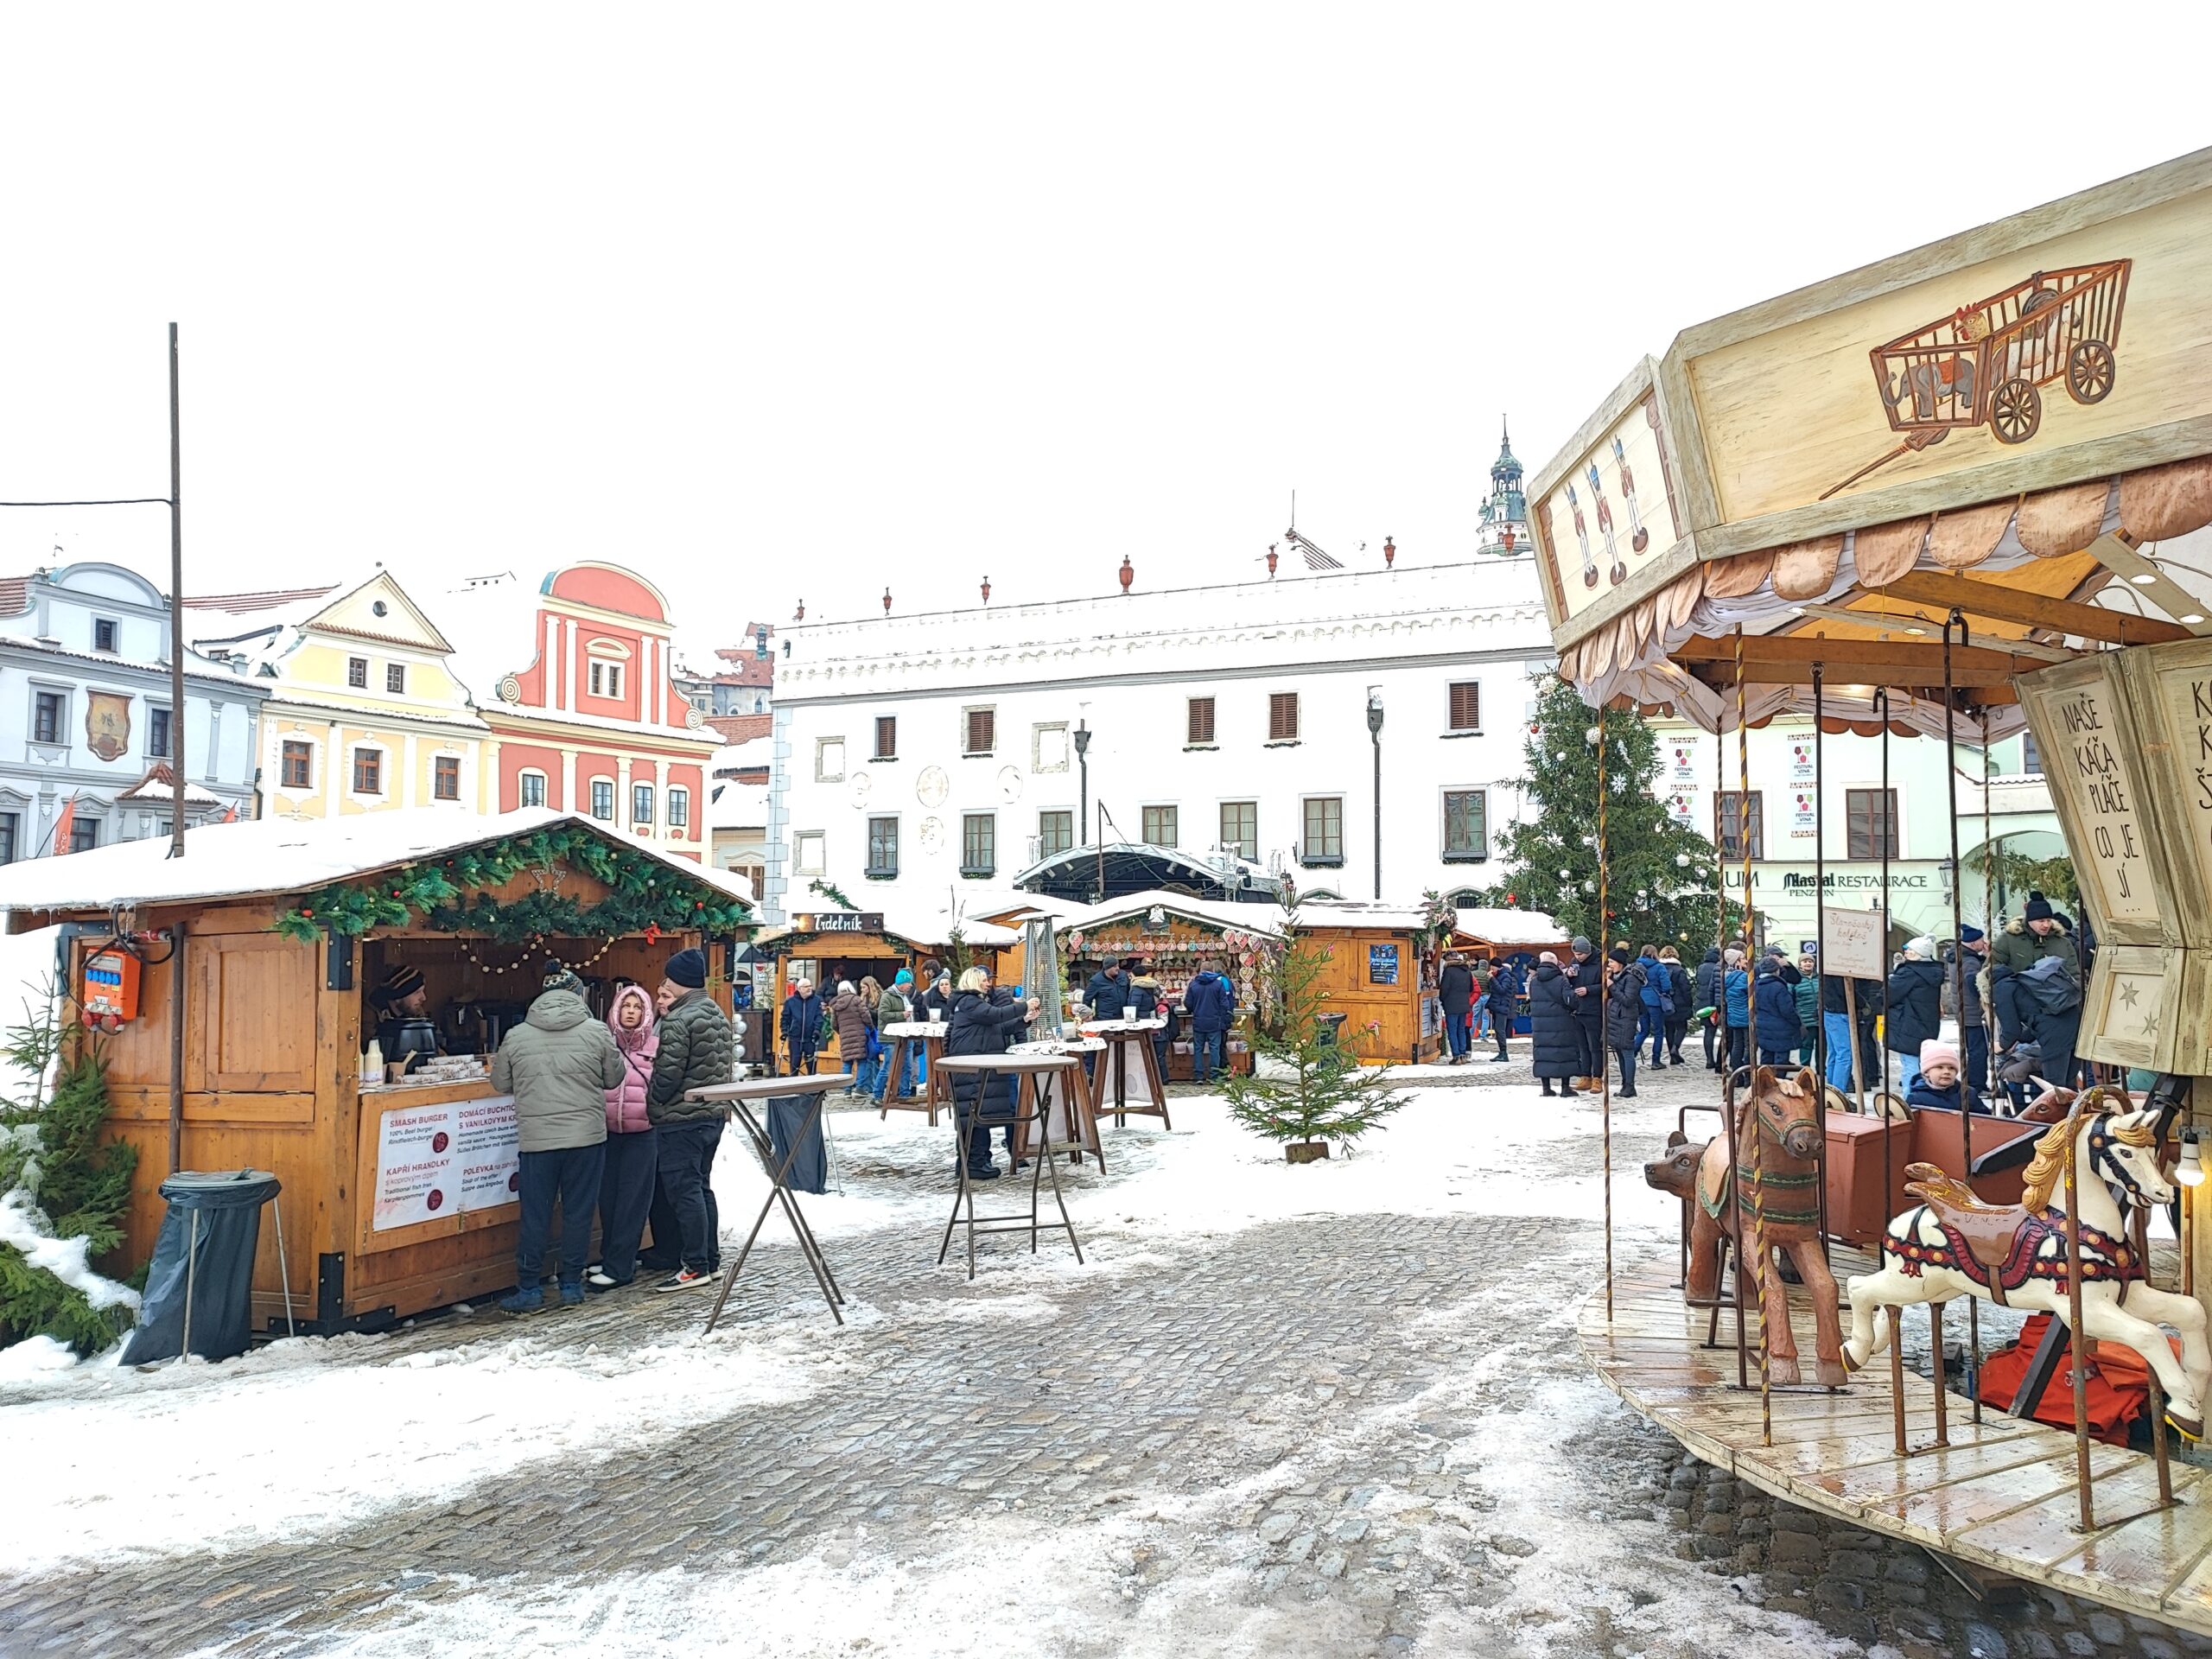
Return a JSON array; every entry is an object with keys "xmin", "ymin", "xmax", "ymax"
[
  {"xmin": 0, "ymin": 806, "xmax": 753, "ymax": 917},
  {"xmin": 1297, "ymin": 899, "xmax": 1440, "ymax": 931},
  {"xmin": 1011, "ymin": 839, "xmax": 1278, "ymax": 902},
  {"xmin": 114, "ymin": 765, "xmax": 226, "ymax": 807},
  {"xmin": 1451, "ymin": 906, "xmax": 1568, "ymax": 946},
  {"xmin": 753, "ymin": 904, "xmax": 1022, "ymax": 950},
  {"xmin": 1063, "ymin": 890, "xmax": 1287, "ymax": 939}
]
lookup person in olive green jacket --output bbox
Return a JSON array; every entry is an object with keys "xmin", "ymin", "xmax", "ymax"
[
  {"xmin": 1988, "ymin": 892, "xmax": 2084, "ymax": 1084},
  {"xmin": 493, "ymin": 964, "xmax": 626, "ymax": 1312},
  {"xmin": 647, "ymin": 949, "xmax": 738, "ymax": 1290}
]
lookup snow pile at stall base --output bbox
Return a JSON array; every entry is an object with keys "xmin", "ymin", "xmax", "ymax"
[
  {"xmin": 0, "ymin": 1319, "xmax": 840, "ymax": 1574},
  {"xmin": 0, "ymin": 1332, "xmax": 77, "ymax": 1381},
  {"xmin": 0, "ymin": 1185, "xmax": 141, "ymax": 1313}
]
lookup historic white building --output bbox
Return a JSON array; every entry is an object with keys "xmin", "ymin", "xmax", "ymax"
[{"xmin": 0, "ymin": 561, "xmax": 269, "ymax": 861}]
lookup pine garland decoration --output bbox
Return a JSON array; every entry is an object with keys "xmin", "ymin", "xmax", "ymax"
[
  {"xmin": 0, "ymin": 984, "xmax": 139, "ymax": 1356},
  {"xmin": 271, "ymin": 825, "xmax": 751, "ymax": 945}
]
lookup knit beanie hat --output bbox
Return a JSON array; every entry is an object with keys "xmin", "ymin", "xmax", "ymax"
[
  {"xmin": 378, "ymin": 964, "xmax": 425, "ymax": 1001},
  {"xmin": 1919, "ymin": 1039, "xmax": 1961, "ymax": 1073},
  {"xmin": 892, "ymin": 969, "xmax": 912, "ymax": 988},
  {"xmin": 1609, "ymin": 945, "xmax": 1631, "ymax": 965},
  {"xmin": 540, "ymin": 960, "xmax": 586, "ymax": 996},
  {"xmin": 665, "ymin": 947, "xmax": 709, "ymax": 988},
  {"xmin": 1572, "ymin": 936, "xmax": 1592, "ymax": 955},
  {"xmin": 1904, "ymin": 936, "xmax": 1936, "ymax": 959},
  {"xmin": 2024, "ymin": 891, "xmax": 2054, "ymax": 922}
]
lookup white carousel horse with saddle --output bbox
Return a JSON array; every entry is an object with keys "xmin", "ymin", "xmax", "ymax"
[{"xmin": 1842, "ymin": 1091, "xmax": 2212, "ymax": 1439}]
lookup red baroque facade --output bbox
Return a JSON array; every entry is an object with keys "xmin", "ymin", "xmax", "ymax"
[{"xmin": 468, "ymin": 563, "xmax": 715, "ymax": 861}]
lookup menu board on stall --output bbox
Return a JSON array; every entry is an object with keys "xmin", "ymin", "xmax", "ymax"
[
  {"xmin": 372, "ymin": 1102, "xmax": 460, "ymax": 1230},
  {"xmin": 1820, "ymin": 906, "xmax": 1886, "ymax": 982},
  {"xmin": 2015, "ymin": 656, "xmax": 2161, "ymax": 940},
  {"xmin": 1369, "ymin": 944, "xmax": 1400, "ymax": 986},
  {"xmin": 455, "ymin": 1093, "xmax": 522, "ymax": 1213}
]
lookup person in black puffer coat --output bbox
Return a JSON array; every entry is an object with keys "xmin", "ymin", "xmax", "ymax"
[
  {"xmin": 1529, "ymin": 954, "xmax": 1581, "ymax": 1097},
  {"xmin": 1603, "ymin": 947, "xmax": 1646, "ymax": 1098},
  {"xmin": 1884, "ymin": 937, "xmax": 1945, "ymax": 1092},
  {"xmin": 1693, "ymin": 946, "xmax": 1724, "ymax": 1071},
  {"xmin": 946, "ymin": 965, "xmax": 1039, "ymax": 1180}
]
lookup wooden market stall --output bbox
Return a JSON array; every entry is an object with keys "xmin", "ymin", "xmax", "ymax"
[
  {"xmin": 0, "ymin": 807, "xmax": 753, "ymax": 1334},
  {"xmin": 753, "ymin": 906, "xmax": 1018, "ymax": 1068},
  {"xmin": 1297, "ymin": 900, "xmax": 1450, "ymax": 1066},
  {"xmin": 1058, "ymin": 890, "xmax": 1281, "ymax": 1079},
  {"xmin": 1537, "ymin": 148, "xmax": 2212, "ymax": 1626}
]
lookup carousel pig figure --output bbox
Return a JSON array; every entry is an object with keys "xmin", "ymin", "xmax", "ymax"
[
  {"xmin": 1843, "ymin": 1097, "xmax": 2212, "ymax": 1439},
  {"xmin": 1644, "ymin": 1067, "xmax": 1848, "ymax": 1387}
]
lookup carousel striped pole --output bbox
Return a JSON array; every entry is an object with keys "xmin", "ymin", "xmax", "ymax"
[
  {"xmin": 1597, "ymin": 699, "xmax": 1613, "ymax": 1323},
  {"xmin": 1737, "ymin": 625, "xmax": 1773, "ymax": 1446}
]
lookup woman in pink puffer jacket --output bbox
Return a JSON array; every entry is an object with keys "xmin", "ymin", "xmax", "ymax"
[{"xmin": 588, "ymin": 982, "xmax": 661, "ymax": 1289}]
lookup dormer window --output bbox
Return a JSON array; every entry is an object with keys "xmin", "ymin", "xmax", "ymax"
[
  {"xmin": 92, "ymin": 618, "xmax": 118, "ymax": 653},
  {"xmin": 588, "ymin": 659, "xmax": 625, "ymax": 700}
]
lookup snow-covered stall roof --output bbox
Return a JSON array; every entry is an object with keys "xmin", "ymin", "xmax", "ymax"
[
  {"xmin": 1063, "ymin": 890, "xmax": 1287, "ymax": 940},
  {"xmin": 752, "ymin": 905, "xmax": 1021, "ymax": 951},
  {"xmin": 1452, "ymin": 906, "xmax": 1568, "ymax": 947},
  {"xmin": 0, "ymin": 806, "xmax": 753, "ymax": 918}
]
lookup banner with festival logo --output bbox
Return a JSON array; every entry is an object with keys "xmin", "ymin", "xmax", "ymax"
[{"xmin": 1789, "ymin": 787, "xmax": 1817, "ymax": 840}]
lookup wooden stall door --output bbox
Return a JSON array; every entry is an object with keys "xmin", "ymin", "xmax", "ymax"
[{"xmin": 191, "ymin": 933, "xmax": 320, "ymax": 1095}]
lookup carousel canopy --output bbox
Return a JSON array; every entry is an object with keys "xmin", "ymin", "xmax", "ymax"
[
  {"xmin": 1062, "ymin": 889, "xmax": 1288, "ymax": 941},
  {"xmin": 0, "ymin": 805, "xmax": 754, "ymax": 919},
  {"xmin": 1012, "ymin": 839, "xmax": 1281, "ymax": 904},
  {"xmin": 1529, "ymin": 148, "xmax": 2212, "ymax": 741}
]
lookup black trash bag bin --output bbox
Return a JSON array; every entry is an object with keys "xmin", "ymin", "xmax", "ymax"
[
  {"xmin": 1317, "ymin": 1012, "xmax": 1349, "ymax": 1048},
  {"xmin": 119, "ymin": 1169, "xmax": 282, "ymax": 1364}
]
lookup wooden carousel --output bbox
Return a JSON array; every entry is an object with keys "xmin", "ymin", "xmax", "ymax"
[{"xmin": 1540, "ymin": 149, "xmax": 2212, "ymax": 1630}]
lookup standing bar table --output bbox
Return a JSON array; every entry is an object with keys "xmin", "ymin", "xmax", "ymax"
[
  {"xmin": 878, "ymin": 1020, "xmax": 953, "ymax": 1124},
  {"xmin": 1082, "ymin": 1019, "xmax": 1172, "ymax": 1130},
  {"xmin": 1010, "ymin": 1036, "xmax": 1108, "ymax": 1167},
  {"xmin": 932, "ymin": 1054, "xmax": 1087, "ymax": 1280},
  {"xmin": 689, "ymin": 1071, "xmax": 851, "ymax": 1332}
]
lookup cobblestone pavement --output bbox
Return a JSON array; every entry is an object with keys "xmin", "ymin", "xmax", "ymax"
[{"xmin": 3, "ymin": 1061, "xmax": 2207, "ymax": 1656}]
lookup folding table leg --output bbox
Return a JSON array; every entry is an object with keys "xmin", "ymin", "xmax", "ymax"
[
  {"xmin": 1137, "ymin": 1034, "xmax": 1173, "ymax": 1131},
  {"xmin": 1040, "ymin": 1114, "xmax": 1084, "ymax": 1267},
  {"xmin": 938, "ymin": 1128, "xmax": 970, "ymax": 1267},
  {"xmin": 706, "ymin": 1098, "xmax": 845, "ymax": 1333}
]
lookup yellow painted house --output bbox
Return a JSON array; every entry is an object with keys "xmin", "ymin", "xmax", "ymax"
[{"xmin": 184, "ymin": 571, "xmax": 492, "ymax": 819}]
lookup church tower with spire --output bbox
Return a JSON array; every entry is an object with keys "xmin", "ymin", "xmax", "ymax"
[{"xmin": 1476, "ymin": 418, "xmax": 1528, "ymax": 556}]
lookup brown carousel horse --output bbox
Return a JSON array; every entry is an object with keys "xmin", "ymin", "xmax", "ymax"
[{"xmin": 1644, "ymin": 1065, "xmax": 1847, "ymax": 1387}]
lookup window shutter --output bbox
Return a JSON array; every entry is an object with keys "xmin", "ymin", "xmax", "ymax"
[
  {"xmin": 1448, "ymin": 682, "xmax": 1481, "ymax": 730},
  {"xmin": 1269, "ymin": 692, "xmax": 1299, "ymax": 741},
  {"xmin": 876, "ymin": 715, "xmax": 897, "ymax": 758},
  {"xmin": 1187, "ymin": 697, "xmax": 1215, "ymax": 745},
  {"xmin": 966, "ymin": 709, "xmax": 995, "ymax": 753}
]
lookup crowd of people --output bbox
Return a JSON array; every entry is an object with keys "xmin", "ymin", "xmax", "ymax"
[
  {"xmin": 1498, "ymin": 886, "xmax": 2092, "ymax": 1111},
  {"xmin": 490, "ymin": 946, "xmax": 739, "ymax": 1310}
]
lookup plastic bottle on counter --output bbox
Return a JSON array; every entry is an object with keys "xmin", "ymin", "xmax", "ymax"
[{"xmin": 363, "ymin": 1039, "xmax": 384, "ymax": 1084}]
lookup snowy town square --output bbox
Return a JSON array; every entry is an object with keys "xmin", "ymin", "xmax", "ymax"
[{"xmin": 16, "ymin": 10, "xmax": 2212, "ymax": 1659}]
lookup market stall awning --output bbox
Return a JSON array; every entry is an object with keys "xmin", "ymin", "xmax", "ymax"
[
  {"xmin": 0, "ymin": 805, "xmax": 753, "ymax": 919},
  {"xmin": 1529, "ymin": 149, "xmax": 2212, "ymax": 739},
  {"xmin": 1011, "ymin": 840, "xmax": 1280, "ymax": 904}
]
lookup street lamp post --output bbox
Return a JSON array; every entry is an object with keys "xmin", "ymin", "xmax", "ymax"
[
  {"xmin": 1366, "ymin": 687, "xmax": 1384, "ymax": 901},
  {"xmin": 1074, "ymin": 719, "xmax": 1091, "ymax": 846}
]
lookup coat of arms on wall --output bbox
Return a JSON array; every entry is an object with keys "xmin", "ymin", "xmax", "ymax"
[{"xmin": 85, "ymin": 691, "xmax": 131, "ymax": 762}]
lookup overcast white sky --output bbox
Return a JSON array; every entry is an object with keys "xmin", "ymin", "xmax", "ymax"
[{"xmin": 2, "ymin": 4, "xmax": 2208, "ymax": 658}]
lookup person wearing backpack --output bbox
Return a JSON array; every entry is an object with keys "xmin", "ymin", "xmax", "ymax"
[
  {"xmin": 1636, "ymin": 944, "xmax": 1672, "ymax": 1068},
  {"xmin": 1693, "ymin": 946, "xmax": 1723, "ymax": 1071},
  {"xmin": 1991, "ymin": 893, "xmax": 2083, "ymax": 1089}
]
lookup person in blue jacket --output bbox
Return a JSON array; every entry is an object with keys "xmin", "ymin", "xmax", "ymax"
[
  {"xmin": 1181, "ymin": 957, "xmax": 1236, "ymax": 1084},
  {"xmin": 1721, "ymin": 949, "xmax": 1751, "ymax": 1077},
  {"xmin": 1636, "ymin": 945, "xmax": 1675, "ymax": 1068},
  {"xmin": 1752, "ymin": 953, "xmax": 1802, "ymax": 1067},
  {"xmin": 1084, "ymin": 959, "xmax": 1133, "ymax": 1021}
]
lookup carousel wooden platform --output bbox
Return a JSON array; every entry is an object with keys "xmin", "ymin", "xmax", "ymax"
[{"xmin": 1581, "ymin": 1251, "xmax": 2212, "ymax": 1635}]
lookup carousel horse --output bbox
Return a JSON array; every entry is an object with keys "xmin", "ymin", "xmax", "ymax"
[
  {"xmin": 1643, "ymin": 1065, "xmax": 1847, "ymax": 1387},
  {"xmin": 1841, "ymin": 1096, "xmax": 2211, "ymax": 1438}
]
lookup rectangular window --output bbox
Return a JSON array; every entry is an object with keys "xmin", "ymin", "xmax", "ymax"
[
  {"xmin": 1715, "ymin": 791, "xmax": 1764, "ymax": 861},
  {"xmin": 590, "ymin": 779, "xmax": 614, "ymax": 820},
  {"xmin": 1268, "ymin": 691, "xmax": 1300, "ymax": 742},
  {"xmin": 867, "ymin": 816, "xmax": 899, "ymax": 877},
  {"xmin": 70, "ymin": 817, "xmax": 99, "ymax": 854},
  {"xmin": 1186, "ymin": 696, "xmax": 1216, "ymax": 745},
  {"xmin": 386, "ymin": 663, "xmax": 407, "ymax": 695},
  {"xmin": 346, "ymin": 657, "xmax": 368, "ymax": 689},
  {"xmin": 435, "ymin": 755, "xmax": 461, "ymax": 801},
  {"xmin": 352, "ymin": 747, "xmax": 383, "ymax": 794},
  {"xmin": 1033, "ymin": 722, "xmax": 1069, "ymax": 772},
  {"xmin": 816, "ymin": 737, "xmax": 845, "ymax": 783},
  {"xmin": 281, "ymin": 740, "xmax": 313, "ymax": 790},
  {"xmin": 1038, "ymin": 810, "xmax": 1073, "ymax": 857},
  {"xmin": 0, "ymin": 812, "xmax": 16, "ymax": 863},
  {"xmin": 1448, "ymin": 681, "xmax": 1482, "ymax": 732},
  {"xmin": 92, "ymin": 618, "xmax": 118, "ymax": 653},
  {"xmin": 1845, "ymin": 788, "xmax": 1899, "ymax": 860},
  {"xmin": 961, "ymin": 811, "xmax": 996, "ymax": 876},
  {"xmin": 1443, "ymin": 789, "xmax": 1488, "ymax": 860},
  {"xmin": 588, "ymin": 659, "xmax": 624, "ymax": 699},
  {"xmin": 1220, "ymin": 801, "xmax": 1257, "ymax": 862},
  {"xmin": 149, "ymin": 706, "xmax": 172, "ymax": 760},
  {"xmin": 632, "ymin": 782, "xmax": 655, "ymax": 824},
  {"xmin": 963, "ymin": 707, "xmax": 996, "ymax": 756},
  {"xmin": 874, "ymin": 715, "xmax": 897, "ymax": 759},
  {"xmin": 2021, "ymin": 732, "xmax": 2044, "ymax": 774},
  {"xmin": 1302, "ymin": 796, "xmax": 1343, "ymax": 863},
  {"xmin": 519, "ymin": 771, "xmax": 546, "ymax": 808},
  {"xmin": 32, "ymin": 692, "xmax": 62, "ymax": 746},
  {"xmin": 793, "ymin": 830, "xmax": 825, "ymax": 875},
  {"xmin": 1141, "ymin": 804, "xmax": 1179, "ymax": 847},
  {"xmin": 668, "ymin": 785, "xmax": 690, "ymax": 829}
]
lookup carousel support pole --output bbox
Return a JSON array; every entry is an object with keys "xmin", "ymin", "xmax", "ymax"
[
  {"xmin": 1598, "ymin": 703, "xmax": 1613, "ymax": 1324},
  {"xmin": 1722, "ymin": 1063, "xmax": 1749, "ymax": 1388},
  {"xmin": 1942, "ymin": 612, "xmax": 1983, "ymax": 1422},
  {"xmin": 2136, "ymin": 1204, "xmax": 2176, "ymax": 1505},
  {"xmin": 1735, "ymin": 626, "xmax": 1771, "ymax": 1445},
  {"xmin": 2063, "ymin": 1099, "xmax": 2095, "ymax": 1532},
  {"xmin": 1878, "ymin": 686, "xmax": 1893, "ymax": 1100},
  {"xmin": 1887, "ymin": 1304, "xmax": 1908, "ymax": 1456},
  {"xmin": 1811, "ymin": 665, "xmax": 1830, "ymax": 1258},
  {"xmin": 1929, "ymin": 1297, "xmax": 1950, "ymax": 1446}
]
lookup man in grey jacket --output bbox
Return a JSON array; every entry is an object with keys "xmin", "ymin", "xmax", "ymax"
[
  {"xmin": 493, "ymin": 963, "xmax": 625, "ymax": 1312},
  {"xmin": 648, "ymin": 947, "xmax": 738, "ymax": 1291}
]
